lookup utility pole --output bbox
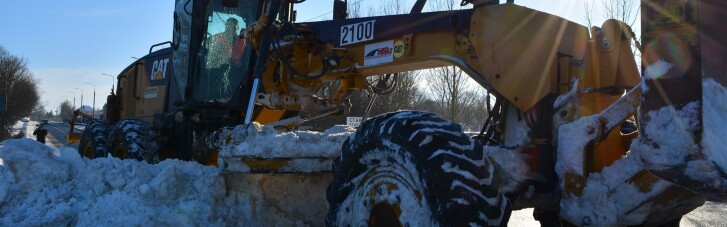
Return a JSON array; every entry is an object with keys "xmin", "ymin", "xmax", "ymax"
[
  {"xmin": 102, "ymin": 73, "xmax": 115, "ymax": 88},
  {"xmin": 68, "ymin": 90, "xmax": 76, "ymax": 109},
  {"xmin": 75, "ymin": 88, "xmax": 84, "ymax": 115},
  {"xmin": 102, "ymin": 73, "xmax": 115, "ymax": 121},
  {"xmin": 86, "ymin": 82, "xmax": 96, "ymax": 117}
]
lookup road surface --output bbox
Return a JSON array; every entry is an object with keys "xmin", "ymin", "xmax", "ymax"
[
  {"xmin": 507, "ymin": 201, "xmax": 727, "ymax": 226},
  {"xmin": 1, "ymin": 120, "xmax": 80, "ymax": 149},
  {"xmin": 43, "ymin": 121, "xmax": 80, "ymax": 149}
]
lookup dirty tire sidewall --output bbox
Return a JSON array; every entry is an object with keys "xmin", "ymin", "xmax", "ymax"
[
  {"xmin": 107, "ymin": 119, "xmax": 159, "ymax": 163},
  {"xmin": 327, "ymin": 111, "xmax": 511, "ymax": 226},
  {"xmin": 78, "ymin": 121, "xmax": 112, "ymax": 159}
]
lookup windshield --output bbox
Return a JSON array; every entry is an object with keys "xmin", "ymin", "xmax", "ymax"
[{"xmin": 193, "ymin": 0, "xmax": 258, "ymax": 103}]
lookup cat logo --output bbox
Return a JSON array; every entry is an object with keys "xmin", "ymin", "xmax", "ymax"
[{"xmin": 151, "ymin": 59, "xmax": 170, "ymax": 81}]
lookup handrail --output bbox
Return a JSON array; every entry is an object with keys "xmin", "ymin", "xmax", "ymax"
[{"xmin": 149, "ymin": 41, "xmax": 172, "ymax": 54}]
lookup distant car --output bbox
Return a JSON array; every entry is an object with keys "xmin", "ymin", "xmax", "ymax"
[
  {"xmin": 20, "ymin": 117, "xmax": 30, "ymax": 122},
  {"xmin": 41, "ymin": 120, "xmax": 49, "ymax": 125}
]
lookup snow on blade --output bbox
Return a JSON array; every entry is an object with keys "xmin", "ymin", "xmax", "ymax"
[
  {"xmin": 555, "ymin": 115, "xmax": 597, "ymax": 177},
  {"xmin": 631, "ymin": 101, "xmax": 700, "ymax": 168},
  {"xmin": 483, "ymin": 146, "xmax": 530, "ymax": 194},
  {"xmin": 217, "ymin": 122, "xmax": 355, "ymax": 159},
  {"xmin": 629, "ymin": 78, "xmax": 727, "ymax": 193},
  {"xmin": 560, "ymin": 155, "xmax": 673, "ymax": 226}
]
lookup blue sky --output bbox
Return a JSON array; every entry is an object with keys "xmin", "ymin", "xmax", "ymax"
[
  {"xmin": 1, "ymin": 1, "xmax": 175, "ymax": 112},
  {"xmin": 0, "ymin": 0, "xmax": 630, "ymax": 112}
]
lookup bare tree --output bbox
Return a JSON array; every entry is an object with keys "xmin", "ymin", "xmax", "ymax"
[
  {"xmin": 367, "ymin": 71, "xmax": 423, "ymax": 115},
  {"xmin": 425, "ymin": 66, "xmax": 487, "ymax": 130},
  {"xmin": 426, "ymin": 66, "xmax": 471, "ymax": 122},
  {"xmin": 428, "ymin": 0, "xmax": 470, "ymax": 12},
  {"xmin": 59, "ymin": 100, "xmax": 75, "ymax": 123},
  {"xmin": 378, "ymin": 0, "xmax": 407, "ymax": 15},
  {"xmin": 601, "ymin": 0, "xmax": 640, "ymax": 27},
  {"xmin": 347, "ymin": 0, "xmax": 362, "ymax": 18},
  {"xmin": 584, "ymin": 0, "xmax": 595, "ymax": 28},
  {"xmin": 0, "ymin": 46, "xmax": 40, "ymax": 140},
  {"xmin": 30, "ymin": 103, "xmax": 47, "ymax": 121}
]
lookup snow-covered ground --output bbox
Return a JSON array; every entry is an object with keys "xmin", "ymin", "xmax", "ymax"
[
  {"xmin": 0, "ymin": 138, "xmax": 331, "ymax": 226},
  {"xmin": 0, "ymin": 137, "xmax": 724, "ymax": 226}
]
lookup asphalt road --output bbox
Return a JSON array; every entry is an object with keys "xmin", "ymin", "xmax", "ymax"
[{"xmin": 43, "ymin": 122, "xmax": 80, "ymax": 149}]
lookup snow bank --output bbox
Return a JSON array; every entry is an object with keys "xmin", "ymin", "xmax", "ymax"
[
  {"xmin": 559, "ymin": 154, "xmax": 673, "ymax": 225},
  {"xmin": 0, "ymin": 139, "xmax": 226, "ymax": 226},
  {"xmin": 0, "ymin": 139, "xmax": 329, "ymax": 226}
]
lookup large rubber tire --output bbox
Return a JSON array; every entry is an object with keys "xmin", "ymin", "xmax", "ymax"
[
  {"xmin": 78, "ymin": 121, "xmax": 112, "ymax": 159},
  {"xmin": 107, "ymin": 119, "xmax": 159, "ymax": 163},
  {"xmin": 326, "ymin": 111, "xmax": 511, "ymax": 226}
]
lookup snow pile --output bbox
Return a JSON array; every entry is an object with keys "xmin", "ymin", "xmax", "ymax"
[
  {"xmin": 630, "ymin": 102, "xmax": 700, "ymax": 167},
  {"xmin": 630, "ymin": 78, "xmax": 727, "ymax": 195},
  {"xmin": 557, "ymin": 78, "xmax": 727, "ymax": 225},
  {"xmin": 555, "ymin": 115, "xmax": 595, "ymax": 177},
  {"xmin": 218, "ymin": 122, "xmax": 356, "ymax": 158},
  {"xmin": 485, "ymin": 146, "xmax": 531, "ymax": 194},
  {"xmin": 0, "ymin": 139, "xmax": 226, "ymax": 226},
  {"xmin": 0, "ymin": 139, "xmax": 330, "ymax": 226},
  {"xmin": 485, "ymin": 118, "xmax": 532, "ymax": 194},
  {"xmin": 553, "ymin": 107, "xmax": 667, "ymax": 225},
  {"xmin": 701, "ymin": 78, "xmax": 727, "ymax": 178},
  {"xmin": 559, "ymin": 155, "xmax": 673, "ymax": 225}
]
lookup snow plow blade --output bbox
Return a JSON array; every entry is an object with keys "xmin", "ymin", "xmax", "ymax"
[
  {"xmin": 211, "ymin": 122, "xmax": 355, "ymax": 173},
  {"xmin": 636, "ymin": 0, "xmax": 727, "ymax": 201},
  {"xmin": 219, "ymin": 157, "xmax": 334, "ymax": 173},
  {"xmin": 209, "ymin": 123, "xmax": 357, "ymax": 224}
]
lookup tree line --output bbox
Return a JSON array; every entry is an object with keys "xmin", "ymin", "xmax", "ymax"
[{"xmin": 0, "ymin": 46, "xmax": 41, "ymax": 140}]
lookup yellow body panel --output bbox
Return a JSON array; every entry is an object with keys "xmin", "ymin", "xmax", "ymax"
[{"xmin": 470, "ymin": 4, "xmax": 589, "ymax": 111}]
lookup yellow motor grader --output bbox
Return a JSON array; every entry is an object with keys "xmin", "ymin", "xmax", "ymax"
[{"xmin": 68, "ymin": 0, "xmax": 726, "ymax": 225}]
